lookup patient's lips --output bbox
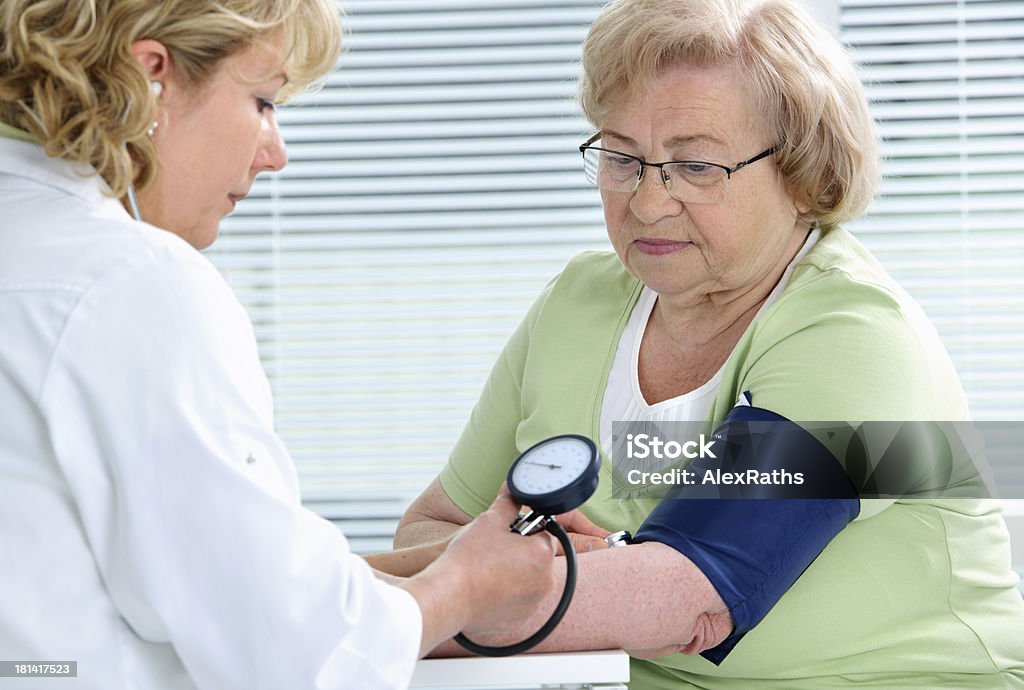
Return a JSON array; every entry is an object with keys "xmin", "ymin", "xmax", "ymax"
[{"xmin": 634, "ymin": 237, "xmax": 693, "ymax": 255}]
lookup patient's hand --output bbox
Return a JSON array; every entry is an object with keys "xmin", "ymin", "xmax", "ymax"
[{"xmin": 555, "ymin": 508, "xmax": 612, "ymax": 554}]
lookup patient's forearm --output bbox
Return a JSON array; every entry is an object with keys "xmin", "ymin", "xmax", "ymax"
[
  {"xmin": 364, "ymin": 538, "xmax": 450, "ymax": 578},
  {"xmin": 393, "ymin": 518, "xmax": 462, "ymax": 550},
  {"xmin": 394, "ymin": 476, "xmax": 473, "ymax": 549}
]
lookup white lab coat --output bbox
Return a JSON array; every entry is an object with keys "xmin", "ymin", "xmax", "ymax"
[{"xmin": 0, "ymin": 137, "xmax": 422, "ymax": 689}]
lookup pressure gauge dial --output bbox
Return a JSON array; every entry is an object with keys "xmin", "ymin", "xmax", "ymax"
[{"xmin": 507, "ymin": 434, "xmax": 600, "ymax": 517}]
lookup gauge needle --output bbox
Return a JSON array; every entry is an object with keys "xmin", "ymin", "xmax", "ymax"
[{"xmin": 524, "ymin": 460, "xmax": 562, "ymax": 470}]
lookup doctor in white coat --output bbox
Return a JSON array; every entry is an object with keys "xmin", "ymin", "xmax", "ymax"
[{"xmin": 0, "ymin": 1, "xmax": 579, "ymax": 688}]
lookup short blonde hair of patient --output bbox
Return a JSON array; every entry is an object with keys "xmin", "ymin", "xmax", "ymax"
[
  {"xmin": 580, "ymin": 0, "xmax": 878, "ymax": 230},
  {"xmin": 0, "ymin": 0, "xmax": 342, "ymax": 199}
]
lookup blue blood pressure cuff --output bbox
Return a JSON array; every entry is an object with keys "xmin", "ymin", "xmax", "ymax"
[{"xmin": 632, "ymin": 399, "xmax": 860, "ymax": 664}]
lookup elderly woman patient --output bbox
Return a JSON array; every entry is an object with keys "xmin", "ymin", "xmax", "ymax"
[{"xmin": 396, "ymin": 0, "xmax": 1024, "ymax": 686}]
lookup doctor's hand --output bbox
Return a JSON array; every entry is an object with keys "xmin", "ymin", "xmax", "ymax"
[
  {"xmin": 401, "ymin": 485, "xmax": 558, "ymax": 655},
  {"xmin": 448, "ymin": 486, "xmax": 559, "ymax": 637}
]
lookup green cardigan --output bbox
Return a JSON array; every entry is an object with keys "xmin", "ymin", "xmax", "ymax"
[{"xmin": 441, "ymin": 228, "xmax": 1024, "ymax": 688}]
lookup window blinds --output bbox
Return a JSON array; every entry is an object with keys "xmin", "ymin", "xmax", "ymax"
[
  {"xmin": 841, "ymin": 0, "xmax": 1024, "ymax": 530},
  {"xmin": 208, "ymin": 0, "xmax": 1023, "ymax": 553},
  {"xmin": 840, "ymin": 0, "xmax": 1024, "ymax": 420}
]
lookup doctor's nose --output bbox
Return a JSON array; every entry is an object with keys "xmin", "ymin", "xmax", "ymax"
[{"xmin": 253, "ymin": 112, "xmax": 288, "ymax": 173}]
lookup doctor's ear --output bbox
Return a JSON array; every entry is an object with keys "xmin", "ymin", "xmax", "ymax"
[{"xmin": 130, "ymin": 39, "xmax": 172, "ymax": 89}]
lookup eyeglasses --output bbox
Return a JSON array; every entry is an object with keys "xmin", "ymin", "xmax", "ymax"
[{"xmin": 579, "ymin": 133, "xmax": 778, "ymax": 205}]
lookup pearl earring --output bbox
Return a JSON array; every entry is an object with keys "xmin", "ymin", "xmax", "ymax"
[{"xmin": 147, "ymin": 81, "xmax": 163, "ymax": 136}]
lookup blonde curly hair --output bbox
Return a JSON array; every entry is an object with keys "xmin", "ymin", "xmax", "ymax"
[
  {"xmin": 579, "ymin": 0, "xmax": 878, "ymax": 230},
  {"xmin": 0, "ymin": 0, "xmax": 342, "ymax": 199}
]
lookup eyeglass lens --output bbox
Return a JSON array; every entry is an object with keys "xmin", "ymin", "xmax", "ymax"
[{"xmin": 581, "ymin": 144, "xmax": 730, "ymax": 204}]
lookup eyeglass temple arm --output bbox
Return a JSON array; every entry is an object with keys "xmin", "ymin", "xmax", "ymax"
[{"xmin": 727, "ymin": 145, "xmax": 779, "ymax": 176}]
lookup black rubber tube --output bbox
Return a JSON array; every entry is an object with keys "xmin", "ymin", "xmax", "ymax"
[{"xmin": 453, "ymin": 518, "xmax": 576, "ymax": 657}]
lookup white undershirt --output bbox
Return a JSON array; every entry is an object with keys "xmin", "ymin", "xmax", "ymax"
[{"xmin": 599, "ymin": 229, "xmax": 820, "ymax": 460}]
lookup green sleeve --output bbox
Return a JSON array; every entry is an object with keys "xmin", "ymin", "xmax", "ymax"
[
  {"xmin": 439, "ymin": 278, "xmax": 556, "ymax": 518},
  {"xmin": 729, "ymin": 263, "xmax": 972, "ymax": 518},
  {"xmin": 438, "ymin": 251, "xmax": 639, "ymax": 519},
  {"xmin": 730, "ymin": 231, "xmax": 970, "ymax": 423},
  {"xmin": 738, "ymin": 273, "xmax": 958, "ymax": 421}
]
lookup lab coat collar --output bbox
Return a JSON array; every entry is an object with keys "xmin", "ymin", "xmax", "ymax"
[{"xmin": 0, "ymin": 137, "xmax": 127, "ymax": 217}]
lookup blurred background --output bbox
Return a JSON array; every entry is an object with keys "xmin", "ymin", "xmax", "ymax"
[{"xmin": 209, "ymin": 0, "xmax": 1024, "ymax": 563}]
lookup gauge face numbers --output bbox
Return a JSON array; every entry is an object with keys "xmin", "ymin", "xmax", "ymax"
[
  {"xmin": 509, "ymin": 436, "xmax": 596, "ymax": 498},
  {"xmin": 507, "ymin": 435, "xmax": 601, "ymax": 517}
]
